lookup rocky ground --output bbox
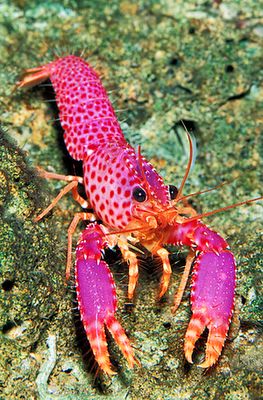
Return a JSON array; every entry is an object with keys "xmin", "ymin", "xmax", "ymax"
[{"xmin": 0, "ymin": 1, "xmax": 262, "ymax": 399}]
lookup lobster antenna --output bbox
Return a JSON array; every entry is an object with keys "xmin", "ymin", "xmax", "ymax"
[
  {"xmin": 177, "ymin": 178, "xmax": 238, "ymax": 202},
  {"xmin": 182, "ymin": 196, "xmax": 263, "ymax": 223},
  {"xmin": 175, "ymin": 122, "xmax": 193, "ymax": 201}
]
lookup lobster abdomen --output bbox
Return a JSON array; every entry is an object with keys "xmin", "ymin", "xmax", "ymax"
[{"xmin": 47, "ymin": 56, "xmax": 126, "ymax": 160}]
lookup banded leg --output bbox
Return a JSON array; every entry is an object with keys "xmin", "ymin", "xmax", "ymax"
[
  {"xmin": 35, "ymin": 168, "xmax": 96, "ymax": 279},
  {"xmin": 36, "ymin": 167, "xmax": 90, "ymax": 211},
  {"xmin": 35, "ymin": 180, "xmax": 79, "ymax": 222},
  {"xmin": 171, "ymin": 249, "xmax": 195, "ymax": 313},
  {"xmin": 156, "ymin": 248, "xmax": 172, "ymax": 299},
  {"xmin": 36, "ymin": 167, "xmax": 84, "ymax": 184},
  {"xmin": 119, "ymin": 243, "xmax": 139, "ymax": 299}
]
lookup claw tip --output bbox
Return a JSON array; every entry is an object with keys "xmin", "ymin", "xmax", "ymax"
[
  {"xmin": 197, "ymin": 359, "xmax": 215, "ymax": 369},
  {"xmin": 171, "ymin": 305, "xmax": 179, "ymax": 314},
  {"xmin": 184, "ymin": 350, "xmax": 193, "ymax": 364}
]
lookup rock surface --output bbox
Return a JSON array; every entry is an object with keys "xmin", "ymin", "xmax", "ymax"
[{"xmin": 0, "ymin": 1, "xmax": 262, "ymax": 399}]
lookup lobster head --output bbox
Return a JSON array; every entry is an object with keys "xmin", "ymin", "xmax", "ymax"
[{"xmin": 123, "ymin": 139, "xmax": 195, "ymax": 250}]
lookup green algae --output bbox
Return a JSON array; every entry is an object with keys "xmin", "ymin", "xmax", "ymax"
[
  {"xmin": 0, "ymin": 129, "xmax": 72, "ymax": 398},
  {"xmin": 1, "ymin": 0, "xmax": 262, "ymax": 399}
]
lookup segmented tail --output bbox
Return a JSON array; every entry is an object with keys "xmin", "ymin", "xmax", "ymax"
[
  {"xmin": 46, "ymin": 56, "xmax": 127, "ymax": 160},
  {"xmin": 17, "ymin": 55, "xmax": 127, "ymax": 161}
]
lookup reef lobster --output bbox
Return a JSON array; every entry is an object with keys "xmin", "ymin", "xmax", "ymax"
[{"xmin": 17, "ymin": 55, "xmax": 261, "ymax": 374}]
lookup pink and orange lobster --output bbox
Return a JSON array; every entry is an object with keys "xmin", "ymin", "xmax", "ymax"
[{"xmin": 17, "ymin": 56, "xmax": 261, "ymax": 374}]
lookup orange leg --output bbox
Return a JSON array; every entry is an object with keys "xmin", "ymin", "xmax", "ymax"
[
  {"xmin": 156, "ymin": 248, "xmax": 172, "ymax": 299},
  {"xmin": 16, "ymin": 66, "xmax": 50, "ymax": 89},
  {"xmin": 71, "ymin": 186, "xmax": 89, "ymax": 209},
  {"xmin": 171, "ymin": 249, "xmax": 195, "ymax": 313},
  {"xmin": 119, "ymin": 242, "xmax": 139, "ymax": 299},
  {"xmin": 34, "ymin": 167, "xmax": 96, "ymax": 279},
  {"xmin": 36, "ymin": 167, "xmax": 84, "ymax": 184},
  {"xmin": 34, "ymin": 181, "xmax": 79, "ymax": 222},
  {"xmin": 127, "ymin": 255, "xmax": 139, "ymax": 300},
  {"xmin": 34, "ymin": 168, "xmax": 90, "ymax": 222}
]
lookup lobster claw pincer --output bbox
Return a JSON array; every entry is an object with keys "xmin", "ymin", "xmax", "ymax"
[
  {"xmin": 75, "ymin": 223, "xmax": 137, "ymax": 374},
  {"xmin": 184, "ymin": 250, "xmax": 236, "ymax": 368}
]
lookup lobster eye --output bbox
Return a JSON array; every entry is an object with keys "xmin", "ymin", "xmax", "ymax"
[
  {"xmin": 169, "ymin": 185, "xmax": 178, "ymax": 200},
  {"xmin": 132, "ymin": 186, "xmax": 147, "ymax": 202}
]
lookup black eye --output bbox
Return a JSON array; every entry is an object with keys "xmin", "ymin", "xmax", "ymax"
[
  {"xmin": 132, "ymin": 186, "xmax": 147, "ymax": 202},
  {"xmin": 169, "ymin": 185, "xmax": 178, "ymax": 200}
]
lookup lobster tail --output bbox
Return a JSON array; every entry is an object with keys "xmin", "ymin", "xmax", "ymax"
[
  {"xmin": 17, "ymin": 56, "xmax": 127, "ymax": 161},
  {"xmin": 48, "ymin": 56, "xmax": 127, "ymax": 160}
]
